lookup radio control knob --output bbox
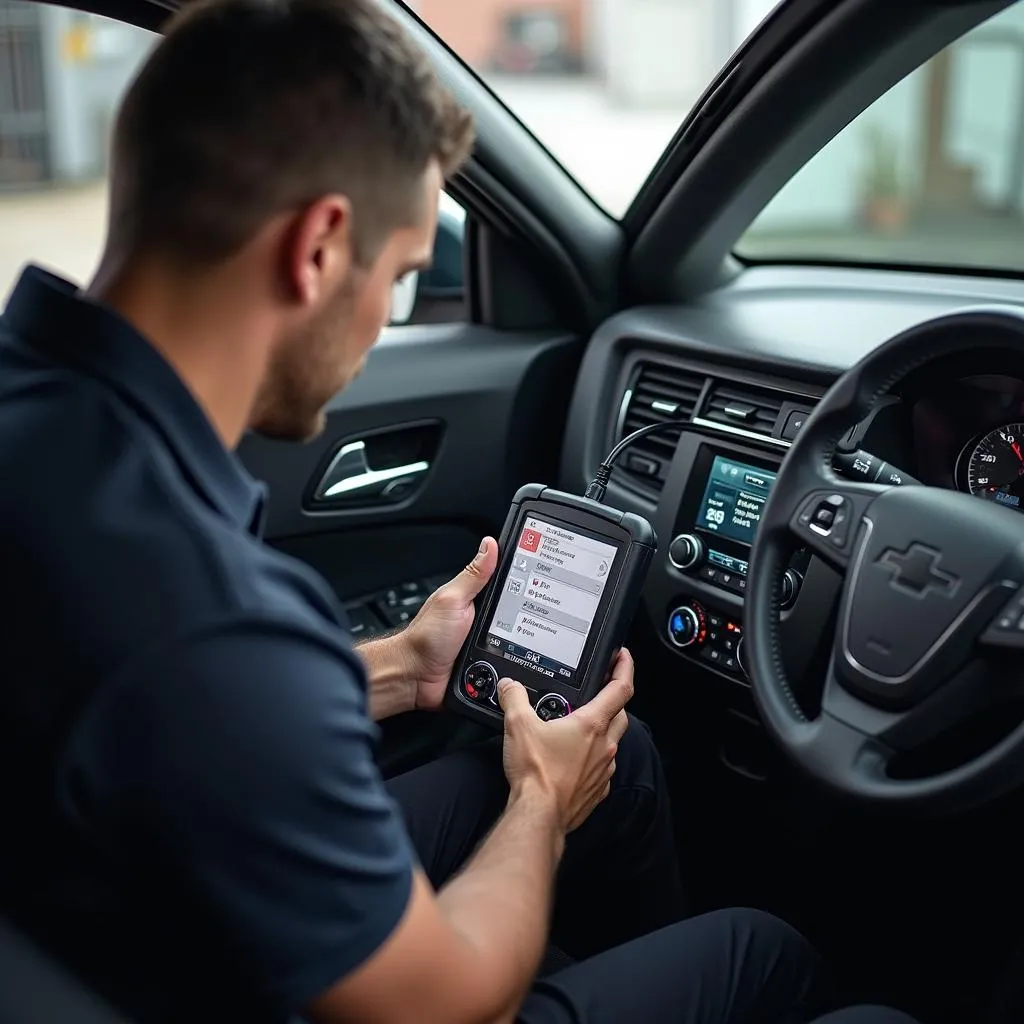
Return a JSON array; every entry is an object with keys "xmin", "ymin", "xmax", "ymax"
[
  {"xmin": 669, "ymin": 533, "xmax": 706, "ymax": 571},
  {"xmin": 780, "ymin": 569, "xmax": 803, "ymax": 610},
  {"xmin": 667, "ymin": 602, "xmax": 705, "ymax": 648}
]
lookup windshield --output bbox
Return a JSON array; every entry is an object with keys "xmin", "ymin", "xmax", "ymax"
[
  {"xmin": 738, "ymin": 3, "xmax": 1024, "ymax": 273},
  {"xmin": 413, "ymin": 0, "xmax": 783, "ymax": 217}
]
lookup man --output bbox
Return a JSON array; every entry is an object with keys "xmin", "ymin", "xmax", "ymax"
[{"xmin": 0, "ymin": 1, "xmax": 919, "ymax": 1022}]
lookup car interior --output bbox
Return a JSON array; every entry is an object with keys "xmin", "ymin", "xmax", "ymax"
[{"xmin": 8, "ymin": 0, "xmax": 1024, "ymax": 1021}]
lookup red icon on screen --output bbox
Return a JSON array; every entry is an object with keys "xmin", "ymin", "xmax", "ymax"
[{"xmin": 519, "ymin": 528, "xmax": 541, "ymax": 552}]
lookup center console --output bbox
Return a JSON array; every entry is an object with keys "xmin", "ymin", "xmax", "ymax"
[{"xmin": 643, "ymin": 432, "xmax": 814, "ymax": 686}]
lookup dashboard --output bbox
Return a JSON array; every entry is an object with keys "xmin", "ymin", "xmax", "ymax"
[{"xmin": 558, "ymin": 263, "xmax": 1024, "ymax": 703}]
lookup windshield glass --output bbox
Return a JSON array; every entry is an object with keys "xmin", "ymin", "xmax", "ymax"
[
  {"xmin": 738, "ymin": 3, "xmax": 1024, "ymax": 272},
  {"xmin": 413, "ymin": 0, "xmax": 782, "ymax": 216}
]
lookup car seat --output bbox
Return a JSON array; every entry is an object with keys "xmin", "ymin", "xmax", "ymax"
[{"xmin": 0, "ymin": 916, "xmax": 128, "ymax": 1023}]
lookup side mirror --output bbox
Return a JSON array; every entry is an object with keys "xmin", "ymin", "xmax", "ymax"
[
  {"xmin": 390, "ymin": 271, "xmax": 419, "ymax": 325},
  {"xmin": 389, "ymin": 203, "xmax": 465, "ymax": 325}
]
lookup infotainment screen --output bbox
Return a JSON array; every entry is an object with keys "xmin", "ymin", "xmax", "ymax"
[
  {"xmin": 696, "ymin": 456, "xmax": 777, "ymax": 547},
  {"xmin": 484, "ymin": 515, "xmax": 618, "ymax": 682}
]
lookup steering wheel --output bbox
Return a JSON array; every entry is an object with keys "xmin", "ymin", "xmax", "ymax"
[{"xmin": 748, "ymin": 309, "xmax": 1024, "ymax": 812}]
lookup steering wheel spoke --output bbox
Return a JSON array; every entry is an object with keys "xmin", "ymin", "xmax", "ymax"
[
  {"xmin": 788, "ymin": 480, "xmax": 884, "ymax": 572},
  {"xmin": 797, "ymin": 660, "xmax": 997, "ymax": 801},
  {"xmin": 810, "ymin": 666, "xmax": 906, "ymax": 784},
  {"xmin": 792, "ymin": 710, "xmax": 892, "ymax": 798}
]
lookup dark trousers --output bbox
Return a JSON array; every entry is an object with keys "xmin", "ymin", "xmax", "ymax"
[{"xmin": 386, "ymin": 717, "xmax": 917, "ymax": 1024}]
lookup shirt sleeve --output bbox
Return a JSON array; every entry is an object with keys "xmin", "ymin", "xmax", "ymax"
[{"xmin": 79, "ymin": 618, "xmax": 414, "ymax": 1017}]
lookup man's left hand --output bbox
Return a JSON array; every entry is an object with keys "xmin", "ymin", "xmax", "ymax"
[{"xmin": 401, "ymin": 537, "xmax": 498, "ymax": 711}]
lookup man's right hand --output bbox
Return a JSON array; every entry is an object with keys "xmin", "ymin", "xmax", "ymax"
[
  {"xmin": 498, "ymin": 648, "xmax": 634, "ymax": 833},
  {"xmin": 312, "ymin": 651, "xmax": 634, "ymax": 1024}
]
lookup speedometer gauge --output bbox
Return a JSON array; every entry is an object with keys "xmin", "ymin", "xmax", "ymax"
[{"xmin": 959, "ymin": 423, "xmax": 1024, "ymax": 510}]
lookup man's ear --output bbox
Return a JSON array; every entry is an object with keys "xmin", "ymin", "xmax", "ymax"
[{"xmin": 286, "ymin": 194, "xmax": 353, "ymax": 305}]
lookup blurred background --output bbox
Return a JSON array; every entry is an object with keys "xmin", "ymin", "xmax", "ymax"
[{"xmin": 4, "ymin": 0, "xmax": 1024, "ymax": 297}]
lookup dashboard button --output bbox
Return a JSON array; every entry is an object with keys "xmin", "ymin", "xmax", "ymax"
[
  {"xmin": 668, "ymin": 603, "xmax": 705, "ymax": 648},
  {"xmin": 669, "ymin": 533, "xmax": 706, "ymax": 571},
  {"xmin": 782, "ymin": 409, "xmax": 810, "ymax": 441},
  {"xmin": 536, "ymin": 693, "xmax": 572, "ymax": 721},
  {"xmin": 721, "ymin": 574, "xmax": 744, "ymax": 594},
  {"xmin": 381, "ymin": 606, "xmax": 416, "ymax": 627},
  {"xmin": 698, "ymin": 565, "xmax": 718, "ymax": 584}
]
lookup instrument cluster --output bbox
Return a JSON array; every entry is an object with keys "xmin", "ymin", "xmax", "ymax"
[{"xmin": 906, "ymin": 372, "xmax": 1024, "ymax": 512}]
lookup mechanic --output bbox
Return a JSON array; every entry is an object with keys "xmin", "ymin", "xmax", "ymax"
[{"xmin": 0, "ymin": 1, "xmax": 919, "ymax": 1022}]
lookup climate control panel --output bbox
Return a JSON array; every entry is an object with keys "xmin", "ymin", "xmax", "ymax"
[{"xmin": 665, "ymin": 600, "xmax": 746, "ymax": 680}]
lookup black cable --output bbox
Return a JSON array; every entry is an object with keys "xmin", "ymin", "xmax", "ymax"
[{"xmin": 584, "ymin": 419, "xmax": 689, "ymax": 504}]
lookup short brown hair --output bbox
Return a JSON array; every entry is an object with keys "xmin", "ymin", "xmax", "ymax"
[{"xmin": 109, "ymin": 0, "xmax": 474, "ymax": 266}]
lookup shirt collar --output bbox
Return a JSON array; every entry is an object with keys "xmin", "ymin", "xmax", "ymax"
[{"xmin": 1, "ymin": 265, "xmax": 264, "ymax": 532}]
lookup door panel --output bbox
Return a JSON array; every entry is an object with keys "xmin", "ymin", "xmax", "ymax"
[
  {"xmin": 237, "ymin": 321, "xmax": 583, "ymax": 773},
  {"xmin": 240, "ymin": 323, "xmax": 580, "ymax": 542}
]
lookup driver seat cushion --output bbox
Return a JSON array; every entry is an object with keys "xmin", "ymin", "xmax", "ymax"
[
  {"xmin": 0, "ymin": 914, "xmax": 576, "ymax": 1019},
  {"xmin": 0, "ymin": 916, "xmax": 128, "ymax": 1023}
]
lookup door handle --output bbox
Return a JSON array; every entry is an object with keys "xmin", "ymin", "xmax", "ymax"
[{"xmin": 314, "ymin": 439, "xmax": 430, "ymax": 502}]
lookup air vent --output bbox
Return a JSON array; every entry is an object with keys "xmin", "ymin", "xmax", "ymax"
[
  {"xmin": 614, "ymin": 362, "xmax": 705, "ymax": 495},
  {"xmin": 700, "ymin": 379, "xmax": 786, "ymax": 437}
]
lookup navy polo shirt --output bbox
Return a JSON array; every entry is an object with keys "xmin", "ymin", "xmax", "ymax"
[{"xmin": 0, "ymin": 266, "xmax": 413, "ymax": 1023}]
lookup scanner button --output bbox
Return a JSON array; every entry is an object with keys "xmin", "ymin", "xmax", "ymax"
[
  {"xmin": 463, "ymin": 661, "xmax": 498, "ymax": 704},
  {"xmin": 536, "ymin": 693, "xmax": 572, "ymax": 721}
]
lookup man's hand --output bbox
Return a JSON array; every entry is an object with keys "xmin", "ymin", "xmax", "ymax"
[
  {"xmin": 498, "ymin": 648, "xmax": 633, "ymax": 832},
  {"xmin": 401, "ymin": 537, "xmax": 498, "ymax": 711}
]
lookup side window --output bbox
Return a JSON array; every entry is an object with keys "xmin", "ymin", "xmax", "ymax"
[
  {"xmin": 0, "ymin": 0, "xmax": 467, "ymax": 322},
  {"xmin": 390, "ymin": 191, "xmax": 466, "ymax": 326},
  {"xmin": 0, "ymin": 2, "xmax": 155, "ymax": 300},
  {"xmin": 737, "ymin": 2, "xmax": 1024, "ymax": 274}
]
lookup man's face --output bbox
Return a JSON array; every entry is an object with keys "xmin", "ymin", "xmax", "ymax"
[{"xmin": 251, "ymin": 161, "xmax": 441, "ymax": 441}]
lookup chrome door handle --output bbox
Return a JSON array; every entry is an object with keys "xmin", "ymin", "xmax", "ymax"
[{"xmin": 314, "ymin": 440, "xmax": 430, "ymax": 501}]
